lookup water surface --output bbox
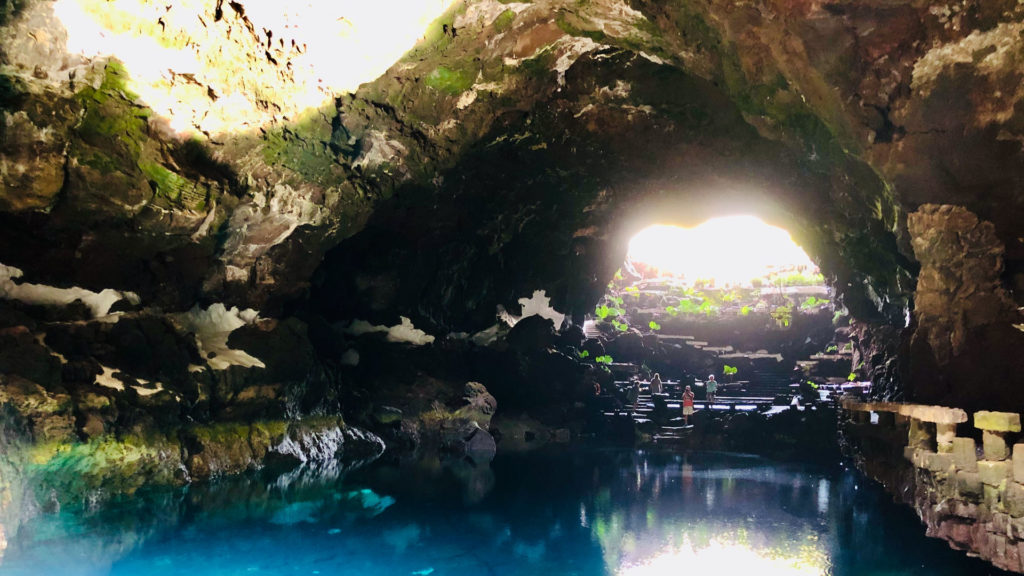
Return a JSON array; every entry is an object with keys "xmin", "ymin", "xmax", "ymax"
[{"xmin": 0, "ymin": 449, "xmax": 1008, "ymax": 575}]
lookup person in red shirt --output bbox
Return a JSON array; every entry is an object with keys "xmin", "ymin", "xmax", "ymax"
[{"xmin": 682, "ymin": 385, "xmax": 695, "ymax": 426}]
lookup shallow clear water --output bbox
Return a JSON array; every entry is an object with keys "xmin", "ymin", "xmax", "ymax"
[{"xmin": 0, "ymin": 449, "xmax": 1008, "ymax": 576}]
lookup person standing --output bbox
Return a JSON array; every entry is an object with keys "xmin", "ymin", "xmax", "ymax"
[
  {"xmin": 706, "ymin": 374, "xmax": 718, "ymax": 404},
  {"xmin": 682, "ymin": 385, "xmax": 695, "ymax": 426},
  {"xmin": 650, "ymin": 372, "xmax": 663, "ymax": 395},
  {"xmin": 626, "ymin": 379, "xmax": 640, "ymax": 414}
]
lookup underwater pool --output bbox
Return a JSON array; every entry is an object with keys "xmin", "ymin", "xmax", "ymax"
[{"xmin": 0, "ymin": 449, "xmax": 1009, "ymax": 575}]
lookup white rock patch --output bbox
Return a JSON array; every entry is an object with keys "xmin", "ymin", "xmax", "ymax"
[
  {"xmin": 172, "ymin": 303, "xmax": 265, "ymax": 370},
  {"xmin": 0, "ymin": 263, "xmax": 140, "ymax": 318},
  {"xmin": 554, "ymin": 37, "xmax": 603, "ymax": 86},
  {"xmin": 345, "ymin": 317, "xmax": 435, "ymax": 346},
  {"xmin": 518, "ymin": 289, "xmax": 566, "ymax": 327},
  {"xmin": 94, "ymin": 365, "xmax": 125, "ymax": 391},
  {"xmin": 354, "ymin": 130, "xmax": 408, "ymax": 170}
]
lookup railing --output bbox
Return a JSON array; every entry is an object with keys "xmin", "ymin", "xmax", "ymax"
[{"xmin": 841, "ymin": 399, "xmax": 1024, "ymax": 573}]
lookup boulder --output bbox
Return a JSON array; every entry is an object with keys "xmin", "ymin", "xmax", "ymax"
[
  {"xmin": 453, "ymin": 382, "xmax": 497, "ymax": 428},
  {"xmin": 506, "ymin": 315, "xmax": 555, "ymax": 352}
]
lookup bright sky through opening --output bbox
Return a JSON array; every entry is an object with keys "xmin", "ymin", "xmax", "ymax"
[{"xmin": 627, "ymin": 216, "xmax": 816, "ymax": 286}]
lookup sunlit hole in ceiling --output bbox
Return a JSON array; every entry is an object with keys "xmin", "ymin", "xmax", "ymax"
[
  {"xmin": 52, "ymin": 0, "xmax": 458, "ymax": 135},
  {"xmin": 627, "ymin": 216, "xmax": 817, "ymax": 287}
]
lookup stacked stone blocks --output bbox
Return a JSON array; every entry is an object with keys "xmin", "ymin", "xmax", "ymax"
[{"xmin": 842, "ymin": 400, "xmax": 1024, "ymax": 573}]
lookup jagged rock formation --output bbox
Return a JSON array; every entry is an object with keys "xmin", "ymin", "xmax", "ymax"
[{"xmin": 1, "ymin": 0, "xmax": 1024, "ymax": 465}]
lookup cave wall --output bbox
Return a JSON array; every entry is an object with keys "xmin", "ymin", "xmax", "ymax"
[{"xmin": 0, "ymin": 0, "xmax": 1022, "ymax": 410}]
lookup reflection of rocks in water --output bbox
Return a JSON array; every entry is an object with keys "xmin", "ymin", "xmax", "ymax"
[
  {"xmin": 383, "ymin": 523, "xmax": 422, "ymax": 552},
  {"xmin": 513, "ymin": 539, "xmax": 547, "ymax": 562},
  {"xmin": 449, "ymin": 458, "xmax": 496, "ymax": 505}
]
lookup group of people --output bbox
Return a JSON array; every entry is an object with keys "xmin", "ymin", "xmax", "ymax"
[{"xmin": 624, "ymin": 372, "xmax": 719, "ymax": 426}]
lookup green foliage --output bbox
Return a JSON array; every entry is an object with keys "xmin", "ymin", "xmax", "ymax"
[
  {"xmin": 848, "ymin": 372, "xmax": 857, "ymax": 382},
  {"xmin": 800, "ymin": 296, "xmax": 829, "ymax": 309},
  {"xmin": 595, "ymin": 304, "xmax": 622, "ymax": 320},
  {"xmin": 665, "ymin": 305, "xmax": 679, "ymax": 317},
  {"xmin": 832, "ymin": 309, "xmax": 847, "ymax": 325},
  {"xmin": 613, "ymin": 269, "xmax": 624, "ymax": 281},
  {"xmin": 723, "ymin": 365, "xmax": 738, "ymax": 376},
  {"xmin": 648, "ymin": 320, "xmax": 661, "ymax": 331},
  {"xmin": 740, "ymin": 305, "xmax": 751, "ymax": 316},
  {"xmin": 607, "ymin": 296, "xmax": 624, "ymax": 306},
  {"xmin": 595, "ymin": 355, "xmax": 613, "ymax": 365},
  {"xmin": 577, "ymin": 349, "xmax": 590, "ymax": 359},
  {"xmin": 806, "ymin": 380, "xmax": 819, "ymax": 389},
  {"xmin": 623, "ymin": 286, "xmax": 640, "ymax": 299},
  {"xmin": 767, "ymin": 271, "xmax": 826, "ymax": 287},
  {"xmin": 721, "ymin": 291, "xmax": 740, "ymax": 303},
  {"xmin": 842, "ymin": 342, "xmax": 853, "ymax": 352},
  {"xmin": 697, "ymin": 300, "xmax": 718, "ymax": 317},
  {"xmin": 770, "ymin": 304, "xmax": 792, "ymax": 328},
  {"xmin": 825, "ymin": 344, "xmax": 838, "ymax": 353},
  {"xmin": 492, "ymin": 9, "xmax": 516, "ymax": 32},
  {"xmin": 611, "ymin": 319, "xmax": 628, "ymax": 332}
]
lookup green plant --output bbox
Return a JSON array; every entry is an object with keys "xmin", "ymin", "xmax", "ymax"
[
  {"xmin": 611, "ymin": 319, "xmax": 628, "ymax": 332},
  {"xmin": 577, "ymin": 349, "xmax": 590, "ymax": 359},
  {"xmin": 608, "ymin": 296, "xmax": 624, "ymax": 306},
  {"xmin": 806, "ymin": 380, "xmax": 819, "ymax": 389},
  {"xmin": 800, "ymin": 296, "xmax": 829, "ymax": 309},
  {"xmin": 595, "ymin": 305, "xmax": 622, "ymax": 320},
  {"xmin": 623, "ymin": 286, "xmax": 640, "ymax": 299},
  {"xmin": 770, "ymin": 305, "xmax": 792, "ymax": 328},
  {"xmin": 614, "ymin": 269, "xmax": 624, "ymax": 281},
  {"xmin": 698, "ymin": 300, "xmax": 718, "ymax": 317},
  {"xmin": 847, "ymin": 372, "xmax": 857, "ymax": 382},
  {"xmin": 665, "ymin": 305, "xmax": 679, "ymax": 317},
  {"xmin": 723, "ymin": 365, "xmax": 738, "ymax": 376},
  {"xmin": 767, "ymin": 271, "xmax": 826, "ymax": 287},
  {"xmin": 648, "ymin": 320, "xmax": 661, "ymax": 331},
  {"xmin": 825, "ymin": 344, "xmax": 838, "ymax": 353},
  {"xmin": 740, "ymin": 305, "xmax": 751, "ymax": 316},
  {"xmin": 842, "ymin": 342, "xmax": 853, "ymax": 352},
  {"xmin": 595, "ymin": 355, "xmax": 613, "ymax": 365}
]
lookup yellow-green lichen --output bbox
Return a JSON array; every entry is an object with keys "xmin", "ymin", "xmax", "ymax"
[
  {"xmin": 260, "ymin": 104, "xmax": 340, "ymax": 184},
  {"xmin": 425, "ymin": 66, "xmax": 476, "ymax": 94},
  {"xmin": 493, "ymin": 9, "xmax": 516, "ymax": 33}
]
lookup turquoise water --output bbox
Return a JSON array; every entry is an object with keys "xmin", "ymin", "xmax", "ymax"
[{"xmin": 0, "ymin": 449, "xmax": 1008, "ymax": 575}]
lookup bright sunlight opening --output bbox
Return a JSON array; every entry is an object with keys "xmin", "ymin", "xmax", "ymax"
[
  {"xmin": 627, "ymin": 216, "xmax": 816, "ymax": 287},
  {"xmin": 50, "ymin": 0, "xmax": 458, "ymax": 135}
]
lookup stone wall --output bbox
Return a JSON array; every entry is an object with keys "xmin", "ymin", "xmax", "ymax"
[{"xmin": 843, "ymin": 400, "xmax": 1024, "ymax": 573}]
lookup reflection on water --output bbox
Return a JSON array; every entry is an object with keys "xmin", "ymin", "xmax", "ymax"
[{"xmin": 0, "ymin": 449, "xmax": 1008, "ymax": 576}]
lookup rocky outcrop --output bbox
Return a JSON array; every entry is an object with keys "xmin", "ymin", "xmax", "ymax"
[{"xmin": 906, "ymin": 205, "xmax": 1024, "ymax": 409}]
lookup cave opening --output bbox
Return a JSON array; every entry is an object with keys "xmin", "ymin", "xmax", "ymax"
[{"xmin": 586, "ymin": 216, "xmax": 856, "ymax": 419}]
